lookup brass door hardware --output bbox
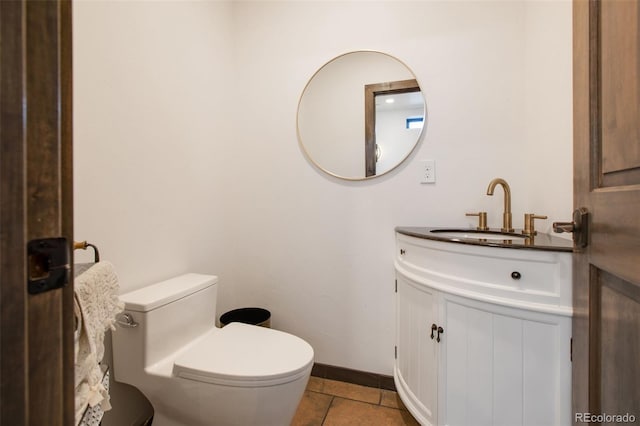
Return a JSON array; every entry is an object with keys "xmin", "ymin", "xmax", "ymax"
[
  {"xmin": 466, "ymin": 212, "xmax": 488, "ymax": 231},
  {"xmin": 553, "ymin": 207, "xmax": 589, "ymax": 248},
  {"xmin": 522, "ymin": 213, "xmax": 547, "ymax": 236}
]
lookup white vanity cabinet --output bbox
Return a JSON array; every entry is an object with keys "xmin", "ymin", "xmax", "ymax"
[
  {"xmin": 396, "ymin": 275, "xmax": 438, "ymax": 425},
  {"xmin": 395, "ymin": 232, "xmax": 572, "ymax": 426}
]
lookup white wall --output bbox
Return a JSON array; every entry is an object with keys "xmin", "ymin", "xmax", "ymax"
[
  {"xmin": 73, "ymin": 1, "xmax": 236, "ymax": 423},
  {"xmin": 74, "ymin": 0, "xmax": 572, "ymax": 420},
  {"xmin": 227, "ymin": 0, "xmax": 573, "ymax": 375},
  {"xmin": 74, "ymin": 0, "xmax": 235, "ymax": 291},
  {"xmin": 376, "ymin": 106, "xmax": 424, "ymax": 174}
]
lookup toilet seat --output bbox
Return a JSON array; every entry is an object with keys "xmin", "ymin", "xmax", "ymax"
[{"xmin": 173, "ymin": 322, "xmax": 314, "ymax": 388}]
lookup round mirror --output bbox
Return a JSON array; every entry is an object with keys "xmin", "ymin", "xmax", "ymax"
[{"xmin": 297, "ymin": 51, "xmax": 426, "ymax": 180}]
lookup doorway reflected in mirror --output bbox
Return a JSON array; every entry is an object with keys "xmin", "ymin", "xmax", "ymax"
[{"xmin": 365, "ymin": 79, "xmax": 422, "ymax": 177}]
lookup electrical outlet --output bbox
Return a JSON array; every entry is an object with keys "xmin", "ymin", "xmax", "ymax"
[{"xmin": 421, "ymin": 160, "xmax": 436, "ymax": 184}]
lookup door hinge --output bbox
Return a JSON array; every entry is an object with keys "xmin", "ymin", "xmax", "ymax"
[
  {"xmin": 570, "ymin": 337, "xmax": 573, "ymax": 362},
  {"xmin": 394, "ymin": 346, "xmax": 397, "ymax": 359},
  {"xmin": 27, "ymin": 237, "xmax": 70, "ymax": 294},
  {"xmin": 395, "ymin": 279, "xmax": 397, "ymax": 293}
]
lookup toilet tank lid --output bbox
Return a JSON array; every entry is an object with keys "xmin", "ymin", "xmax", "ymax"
[{"xmin": 120, "ymin": 273, "xmax": 218, "ymax": 312}]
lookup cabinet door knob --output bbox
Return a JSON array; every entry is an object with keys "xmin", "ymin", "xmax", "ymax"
[
  {"xmin": 400, "ymin": 249, "xmax": 406, "ymax": 255},
  {"xmin": 437, "ymin": 326, "xmax": 444, "ymax": 342},
  {"xmin": 430, "ymin": 323, "xmax": 437, "ymax": 339}
]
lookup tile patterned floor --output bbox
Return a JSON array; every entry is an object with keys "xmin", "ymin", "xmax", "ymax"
[{"xmin": 291, "ymin": 377, "xmax": 420, "ymax": 426}]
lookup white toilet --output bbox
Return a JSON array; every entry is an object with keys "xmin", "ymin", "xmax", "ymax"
[{"xmin": 111, "ymin": 273, "xmax": 314, "ymax": 426}]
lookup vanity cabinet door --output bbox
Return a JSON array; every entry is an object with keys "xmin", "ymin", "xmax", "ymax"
[
  {"xmin": 438, "ymin": 293, "xmax": 572, "ymax": 426},
  {"xmin": 396, "ymin": 275, "xmax": 438, "ymax": 426}
]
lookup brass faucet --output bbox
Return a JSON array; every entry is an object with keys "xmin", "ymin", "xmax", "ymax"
[
  {"xmin": 486, "ymin": 178, "xmax": 514, "ymax": 232},
  {"xmin": 522, "ymin": 213, "xmax": 547, "ymax": 236},
  {"xmin": 465, "ymin": 211, "xmax": 488, "ymax": 231}
]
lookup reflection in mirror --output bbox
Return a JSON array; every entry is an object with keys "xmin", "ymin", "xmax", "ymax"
[
  {"xmin": 365, "ymin": 79, "xmax": 422, "ymax": 177},
  {"xmin": 297, "ymin": 51, "xmax": 426, "ymax": 180}
]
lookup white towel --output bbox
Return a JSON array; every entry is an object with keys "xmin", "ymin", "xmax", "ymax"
[{"xmin": 74, "ymin": 261, "xmax": 123, "ymax": 425}]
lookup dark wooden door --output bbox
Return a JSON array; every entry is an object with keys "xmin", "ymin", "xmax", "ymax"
[
  {"xmin": 573, "ymin": 0, "xmax": 640, "ymax": 423},
  {"xmin": 0, "ymin": 1, "xmax": 74, "ymax": 424}
]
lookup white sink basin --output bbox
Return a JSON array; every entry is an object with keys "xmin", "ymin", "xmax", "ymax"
[{"xmin": 430, "ymin": 229, "xmax": 528, "ymax": 241}]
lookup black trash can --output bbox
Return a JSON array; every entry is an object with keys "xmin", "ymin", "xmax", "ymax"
[{"xmin": 220, "ymin": 307, "xmax": 271, "ymax": 328}]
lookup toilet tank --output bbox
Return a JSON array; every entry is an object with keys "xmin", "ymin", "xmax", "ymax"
[{"xmin": 113, "ymin": 273, "xmax": 218, "ymax": 381}]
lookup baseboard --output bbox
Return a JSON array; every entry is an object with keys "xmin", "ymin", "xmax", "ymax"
[{"xmin": 311, "ymin": 363, "xmax": 396, "ymax": 391}]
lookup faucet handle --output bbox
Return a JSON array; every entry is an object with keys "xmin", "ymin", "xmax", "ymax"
[
  {"xmin": 522, "ymin": 213, "xmax": 548, "ymax": 236},
  {"xmin": 466, "ymin": 212, "xmax": 488, "ymax": 231}
]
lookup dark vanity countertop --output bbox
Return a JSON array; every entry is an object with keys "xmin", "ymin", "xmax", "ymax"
[{"xmin": 396, "ymin": 226, "xmax": 574, "ymax": 253}]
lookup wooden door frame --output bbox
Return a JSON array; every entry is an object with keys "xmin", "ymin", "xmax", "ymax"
[
  {"xmin": 572, "ymin": 0, "xmax": 590, "ymax": 416},
  {"xmin": 0, "ymin": 1, "xmax": 74, "ymax": 424}
]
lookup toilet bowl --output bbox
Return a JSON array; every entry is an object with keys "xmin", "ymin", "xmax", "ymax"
[{"xmin": 111, "ymin": 273, "xmax": 314, "ymax": 426}]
